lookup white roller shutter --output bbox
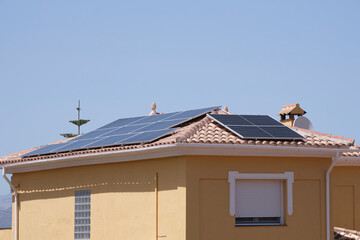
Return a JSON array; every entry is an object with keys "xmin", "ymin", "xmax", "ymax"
[{"xmin": 235, "ymin": 180, "xmax": 282, "ymax": 222}]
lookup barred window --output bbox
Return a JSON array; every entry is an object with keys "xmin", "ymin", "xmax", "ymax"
[{"xmin": 75, "ymin": 190, "xmax": 91, "ymax": 239}]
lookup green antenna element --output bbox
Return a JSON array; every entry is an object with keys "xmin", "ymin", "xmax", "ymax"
[{"xmin": 60, "ymin": 100, "xmax": 90, "ymax": 138}]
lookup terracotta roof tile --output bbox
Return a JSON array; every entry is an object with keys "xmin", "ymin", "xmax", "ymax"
[{"xmin": 278, "ymin": 103, "xmax": 306, "ymax": 115}]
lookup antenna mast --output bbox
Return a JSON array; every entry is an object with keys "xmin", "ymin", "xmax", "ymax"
[{"xmin": 77, "ymin": 100, "xmax": 81, "ymax": 135}]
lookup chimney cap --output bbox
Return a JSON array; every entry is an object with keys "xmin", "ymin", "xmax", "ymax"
[{"xmin": 278, "ymin": 103, "xmax": 306, "ymax": 116}]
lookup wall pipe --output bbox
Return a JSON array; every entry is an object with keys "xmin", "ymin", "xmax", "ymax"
[
  {"xmin": 2, "ymin": 168, "xmax": 18, "ymax": 240},
  {"xmin": 326, "ymin": 151, "xmax": 339, "ymax": 240}
]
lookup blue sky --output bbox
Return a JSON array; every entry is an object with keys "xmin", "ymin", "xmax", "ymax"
[{"xmin": 0, "ymin": 0, "xmax": 359, "ymax": 195}]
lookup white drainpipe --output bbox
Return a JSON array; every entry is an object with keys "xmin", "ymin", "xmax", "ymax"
[
  {"xmin": 326, "ymin": 151, "xmax": 339, "ymax": 240},
  {"xmin": 2, "ymin": 168, "xmax": 18, "ymax": 240}
]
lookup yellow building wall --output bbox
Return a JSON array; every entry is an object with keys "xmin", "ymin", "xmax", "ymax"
[
  {"xmin": 0, "ymin": 228, "xmax": 12, "ymax": 240},
  {"xmin": 12, "ymin": 156, "xmax": 186, "ymax": 240},
  {"xmin": 185, "ymin": 155, "xmax": 332, "ymax": 240},
  {"xmin": 332, "ymin": 166, "xmax": 360, "ymax": 231}
]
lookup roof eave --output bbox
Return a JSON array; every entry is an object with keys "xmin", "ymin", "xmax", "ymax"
[{"xmin": 0, "ymin": 143, "xmax": 354, "ymax": 174}]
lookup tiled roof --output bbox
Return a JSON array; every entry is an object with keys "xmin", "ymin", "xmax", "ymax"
[
  {"xmin": 334, "ymin": 227, "xmax": 360, "ymax": 240},
  {"xmin": 291, "ymin": 127, "xmax": 355, "ymax": 145},
  {"xmin": 0, "ymin": 115, "xmax": 359, "ymax": 165},
  {"xmin": 0, "ymin": 137, "xmax": 75, "ymax": 163},
  {"xmin": 278, "ymin": 103, "xmax": 306, "ymax": 115}
]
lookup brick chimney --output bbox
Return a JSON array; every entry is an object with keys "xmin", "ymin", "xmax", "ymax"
[{"xmin": 278, "ymin": 103, "xmax": 306, "ymax": 127}]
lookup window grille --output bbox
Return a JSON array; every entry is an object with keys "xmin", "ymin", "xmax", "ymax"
[{"xmin": 75, "ymin": 190, "xmax": 91, "ymax": 239}]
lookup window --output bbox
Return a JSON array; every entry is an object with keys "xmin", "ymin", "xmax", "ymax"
[
  {"xmin": 228, "ymin": 171, "xmax": 294, "ymax": 226},
  {"xmin": 235, "ymin": 180, "xmax": 283, "ymax": 225},
  {"xmin": 75, "ymin": 190, "xmax": 91, "ymax": 239}
]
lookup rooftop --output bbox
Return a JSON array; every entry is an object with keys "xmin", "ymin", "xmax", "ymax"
[{"xmin": 0, "ymin": 107, "xmax": 359, "ymax": 165}]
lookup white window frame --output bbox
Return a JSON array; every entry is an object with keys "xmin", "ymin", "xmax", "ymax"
[{"xmin": 228, "ymin": 171, "xmax": 294, "ymax": 219}]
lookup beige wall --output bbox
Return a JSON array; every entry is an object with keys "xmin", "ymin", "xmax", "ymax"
[
  {"xmin": 185, "ymin": 155, "xmax": 331, "ymax": 240},
  {"xmin": 12, "ymin": 156, "xmax": 186, "ymax": 240},
  {"xmin": 5, "ymin": 154, "xmax": 337, "ymax": 240},
  {"xmin": 332, "ymin": 166, "xmax": 360, "ymax": 231},
  {"xmin": 0, "ymin": 228, "xmax": 12, "ymax": 239}
]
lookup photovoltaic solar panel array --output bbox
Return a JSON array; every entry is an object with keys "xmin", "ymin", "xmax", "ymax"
[
  {"xmin": 208, "ymin": 114, "xmax": 304, "ymax": 140},
  {"xmin": 23, "ymin": 106, "xmax": 220, "ymax": 157}
]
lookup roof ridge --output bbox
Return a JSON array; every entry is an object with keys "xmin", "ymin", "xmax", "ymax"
[
  {"xmin": 291, "ymin": 126, "xmax": 355, "ymax": 143},
  {"xmin": 175, "ymin": 117, "xmax": 211, "ymax": 143},
  {"xmin": 283, "ymin": 103, "xmax": 297, "ymax": 107}
]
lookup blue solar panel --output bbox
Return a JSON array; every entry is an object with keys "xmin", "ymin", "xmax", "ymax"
[
  {"xmin": 52, "ymin": 139, "xmax": 100, "ymax": 153},
  {"xmin": 240, "ymin": 115, "xmax": 283, "ymax": 126},
  {"xmin": 73, "ymin": 128, "xmax": 114, "ymax": 141},
  {"xmin": 227, "ymin": 126, "xmax": 273, "ymax": 138},
  {"xmin": 208, "ymin": 114, "xmax": 304, "ymax": 140},
  {"xmin": 101, "ymin": 124, "xmax": 151, "ymax": 137},
  {"xmin": 98, "ymin": 116, "xmax": 146, "ymax": 130},
  {"xmin": 23, "ymin": 143, "xmax": 69, "ymax": 156},
  {"xmin": 166, "ymin": 106, "xmax": 219, "ymax": 120},
  {"xmin": 207, "ymin": 115, "xmax": 253, "ymax": 126},
  {"xmin": 136, "ymin": 118, "xmax": 189, "ymax": 132},
  {"xmin": 84, "ymin": 134, "xmax": 138, "ymax": 148},
  {"xmin": 23, "ymin": 106, "xmax": 220, "ymax": 157},
  {"xmin": 260, "ymin": 126, "xmax": 304, "ymax": 138},
  {"xmin": 121, "ymin": 129, "xmax": 176, "ymax": 144},
  {"xmin": 129, "ymin": 112, "xmax": 180, "ymax": 125}
]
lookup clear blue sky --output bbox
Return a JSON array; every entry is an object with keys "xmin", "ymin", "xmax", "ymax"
[{"xmin": 0, "ymin": 0, "xmax": 359, "ymax": 195}]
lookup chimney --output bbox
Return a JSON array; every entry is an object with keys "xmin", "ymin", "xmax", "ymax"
[{"xmin": 278, "ymin": 103, "xmax": 306, "ymax": 127}]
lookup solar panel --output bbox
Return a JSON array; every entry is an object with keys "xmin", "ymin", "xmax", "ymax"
[
  {"xmin": 227, "ymin": 126, "xmax": 273, "ymax": 138},
  {"xmin": 204, "ymin": 115, "xmax": 253, "ymax": 126},
  {"xmin": 23, "ymin": 106, "xmax": 220, "ymax": 157},
  {"xmin": 240, "ymin": 115, "xmax": 283, "ymax": 126},
  {"xmin": 82, "ymin": 134, "xmax": 138, "ymax": 148},
  {"xmin": 208, "ymin": 114, "xmax": 304, "ymax": 140},
  {"xmin": 98, "ymin": 116, "xmax": 146, "ymax": 130},
  {"xmin": 115, "ymin": 129, "xmax": 177, "ymax": 144},
  {"xmin": 259, "ymin": 126, "xmax": 304, "ymax": 138},
  {"xmin": 24, "ymin": 143, "xmax": 69, "ymax": 156}
]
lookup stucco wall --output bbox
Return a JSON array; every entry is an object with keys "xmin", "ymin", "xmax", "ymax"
[
  {"xmin": 185, "ymin": 155, "xmax": 331, "ymax": 240},
  {"xmin": 0, "ymin": 228, "xmax": 12, "ymax": 240},
  {"xmin": 332, "ymin": 166, "xmax": 360, "ymax": 231},
  {"xmin": 12, "ymin": 156, "xmax": 186, "ymax": 240}
]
